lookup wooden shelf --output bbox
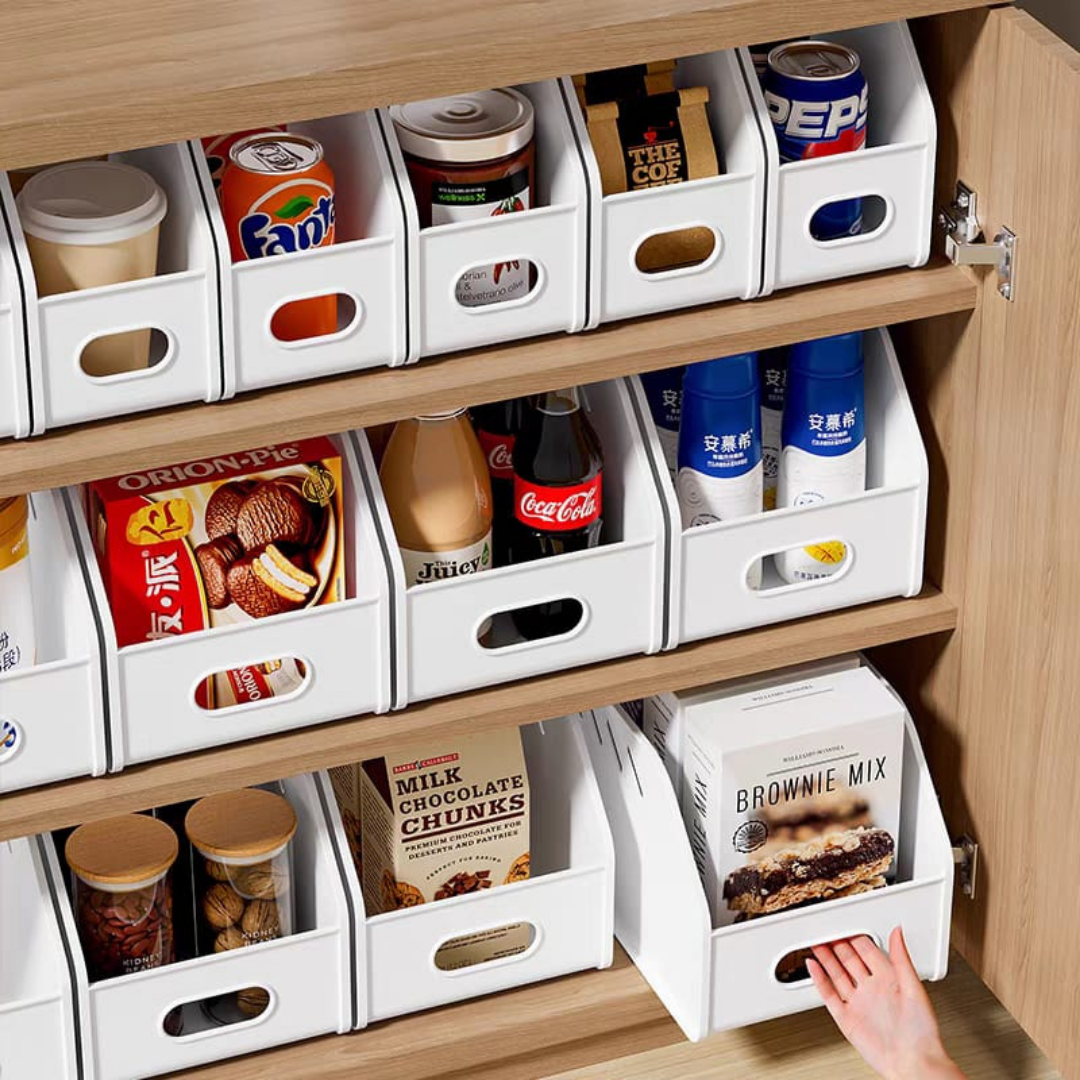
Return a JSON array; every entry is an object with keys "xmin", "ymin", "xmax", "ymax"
[
  {"xmin": 0, "ymin": 0, "xmax": 995, "ymax": 170},
  {"xmin": 0, "ymin": 587, "xmax": 956, "ymax": 841},
  {"xmin": 0, "ymin": 262, "xmax": 976, "ymax": 498}
]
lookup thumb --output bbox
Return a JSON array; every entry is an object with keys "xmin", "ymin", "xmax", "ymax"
[{"xmin": 888, "ymin": 926, "xmax": 925, "ymax": 993}]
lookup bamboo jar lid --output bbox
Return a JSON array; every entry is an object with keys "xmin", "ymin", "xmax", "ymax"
[
  {"xmin": 65, "ymin": 814, "xmax": 178, "ymax": 887},
  {"xmin": 185, "ymin": 788, "xmax": 297, "ymax": 862}
]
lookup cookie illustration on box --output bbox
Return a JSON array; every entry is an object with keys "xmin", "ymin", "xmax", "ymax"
[{"xmin": 86, "ymin": 439, "xmax": 345, "ymax": 709}]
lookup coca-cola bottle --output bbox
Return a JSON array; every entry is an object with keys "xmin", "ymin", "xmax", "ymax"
[
  {"xmin": 511, "ymin": 387, "xmax": 603, "ymax": 638},
  {"xmin": 470, "ymin": 398, "xmax": 523, "ymax": 567}
]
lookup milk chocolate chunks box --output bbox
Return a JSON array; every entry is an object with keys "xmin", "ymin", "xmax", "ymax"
[
  {"xmin": 684, "ymin": 666, "xmax": 904, "ymax": 927},
  {"xmin": 86, "ymin": 438, "xmax": 345, "ymax": 709}
]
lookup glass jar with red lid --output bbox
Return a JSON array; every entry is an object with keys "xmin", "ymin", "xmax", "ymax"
[{"xmin": 390, "ymin": 88, "xmax": 535, "ymax": 308}]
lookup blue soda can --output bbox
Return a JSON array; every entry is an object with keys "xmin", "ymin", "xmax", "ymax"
[
  {"xmin": 677, "ymin": 354, "xmax": 763, "ymax": 587},
  {"xmin": 758, "ymin": 347, "xmax": 788, "ymax": 511},
  {"xmin": 639, "ymin": 366, "xmax": 684, "ymax": 480},
  {"xmin": 763, "ymin": 41, "xmax": 869, "ymax": 240},
  {"xmin": 776, "ymin": 332, "xmax": 866, "ymax": 583}
]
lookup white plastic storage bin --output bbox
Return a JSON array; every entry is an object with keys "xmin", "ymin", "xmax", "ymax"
[
  {"xmin": 68, "ymin": 435, "xmax": 394, "ymax": 769},
  {"xmin": 0, "ymin": 144, "xmax": 222, "ymax": 433},
  {"xmin": 320, "ymin": 715, "xmax": 614, "ymax": 1024},
  {"xmin": 0, "ymin": 209, "xmax": 30, "ymax": 438},
  {"xmin": 379, "ymin": 80, "xmax": 589, "ymax": 358},
  {"xmin": 191, "ymin": 112, "xmax": 410, "ymax": 395},
  {"xmin": 0, "ymin": 489, "xmax": 107, "ymax": 794},
  {"xmin": 741, "ymin": 21, "xmax": 937, "ymax": 293},
  {"xmin": 631, "ymin": 327, "xmax": 927, "ymax": 649},
  {"xmin": 359, "ymin": 379, "xmax": 667, "ymax": 706},
  {"xmin": 40, "ymin": 774, "xmax": 352, "ymax": 1080},
  {"xmin": 562, "ymin": 49, "xmax": 765, "ymax": 326},
  {"xmin": 585, "ymin": 702, "xmax": 952, "ymax": 1039},
  {"xmin": 0, "ymin": 837, "xmax": 80, "ymax": 1080}
]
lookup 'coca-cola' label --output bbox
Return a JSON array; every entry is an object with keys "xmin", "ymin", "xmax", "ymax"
[
  {"xmin": 476, "ymin": 428, "xmax": 515, "ymax": 480},
  {"xmin": 514, "ymin": 475, "xmax": 602, "ymax": 532}
]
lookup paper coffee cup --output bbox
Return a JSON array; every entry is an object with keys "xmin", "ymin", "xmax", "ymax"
[{"xmin": 17, "ymin": 161, "xmax": 167, "ymax": 377}]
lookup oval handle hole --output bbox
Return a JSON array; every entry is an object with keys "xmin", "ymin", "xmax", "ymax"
[
  {"xmin": 479, "ymin": 599, "xmax": 585, "ymax": 647},
  {"xmin": 163, "ymin": 987, "xmax": 271, "ymax": 1034},
  {"xmin": 775, "ymin": 933, "xmax": 883, "ymax": 986},
  {"xmin": 193, "ymin": 658, "xmax": 309, "ymax": 711},
  {"xmin": 764, "ymin": 538, "xmax": 854, "ymax": 588},
  {"xmin": 810, "ymin": 195, "xmax": 887, "ymax": 242},
  {"xmin": 635, "ymin": 226, "xmax": 716, "ymax": 274},
  {"xmin": 455, "ymin": 259, "xmax": 537, "ymax": 308},
  {"xmin": 80, "ymin": 327, "xmax": 170, "ymax": 378},
  {"xmin": 434, "ymin": 922, "xmax": 536, "ymax": 971},
  {"xmin": 271, "ymin": 293, "xmax": 357, "ymax": 342}
]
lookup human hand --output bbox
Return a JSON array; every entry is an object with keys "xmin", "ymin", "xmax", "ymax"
[{"xmin": 807, "ymin": 927, "xmax": 965, "ymax": 1080}]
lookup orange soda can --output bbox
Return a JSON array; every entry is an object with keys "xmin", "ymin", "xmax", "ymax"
[
  {"xmin": 202, "ymin": 127, "xmax": 283, "ymax": 191},
  {"xmin": 221, "ymin": 132, "xmax": 338, "ymax": 341}
]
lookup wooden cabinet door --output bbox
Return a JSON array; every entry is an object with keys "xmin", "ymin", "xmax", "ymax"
[{"xmin": 886, "ymin": 8, "xmax": 1080, "ymax": 1076}]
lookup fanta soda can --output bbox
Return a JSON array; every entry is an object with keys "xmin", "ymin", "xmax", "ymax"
[
  {"xmin": 221, "ymin": 132, "xmax": 337, "ymax": 341},
  {"xmin": 201, "ymin": 126, "xmax": 283, "ymax": 191}
]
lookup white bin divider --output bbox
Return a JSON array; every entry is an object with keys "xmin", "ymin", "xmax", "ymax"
[
  {"xmin": 378, "ymin": 79, "xmax": 590, "ymax": 359},
  {"xmin": 0, "ymin": 144, "xmax": 223, "ymax": 434},
  {"xmin": 584, "ymin": 701, "xmax": 952, "ymax": 1040},
  {"xmin": 190, "ymin": 110, "xmax": 410, "ymax": 397},
  {"xmin": 39, "ymin": 773, "xmax": 352, "ymax": 1080},
  {"xmin": 0, "ymin": 489, "xmax": 107, "ymax": 793},
  {"xmin": 0, "ymin": 837, "xmax": 80, "ymax": 1080},
  {"xmin": 0, "ymin": 198, "xmax": 31, "ymax": 438},
  {"xmin": 317, "ymin": 714, "xmax": 615, "ymax": 1025},
  {"xmin": 740, "ymin": 21, "xmax": 937, "ymax": 293},
  {"xmin": 561, "ymin": 48, "xmax": 766, "ymax": 327},
  {"xmin": 630, "ymin": 327, "xmax": 927, "ymax": 649},
  {"xmin": 355, "ymin": 378, "xmax": 667, "ymax": 708},
  {"xmin": 67, "ymin": 434, "xmax": 394, "ymax": 770}
]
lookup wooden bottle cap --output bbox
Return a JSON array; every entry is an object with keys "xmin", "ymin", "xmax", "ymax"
[
  {"xmin": 65, "ymin": 814, "xmax": 178, "ymax": 887},
  {"xmin": 185, "ymin": 787, "xmax": 298, "ymax": 861}
]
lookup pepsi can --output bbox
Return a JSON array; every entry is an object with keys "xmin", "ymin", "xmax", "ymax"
[{"xmin": 764, "ymin": 41, "xmax": 868, "ymax": 239}]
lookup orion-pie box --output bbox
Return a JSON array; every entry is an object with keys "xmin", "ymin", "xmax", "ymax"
[
  {"xmin": 356, "ymin": 728, "xmax": 532, "ymax": 966},
  {"xmin": 85, "ymin": 437, "xmax": 345, "ymax": 709},
  {"xmin": 684, "ymin": 666, "xmax": 904, "ymax": 928}
]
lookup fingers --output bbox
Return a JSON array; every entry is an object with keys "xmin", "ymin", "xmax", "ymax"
[
  {"xmin": 810, "ymin": 943, "xmax": 857, "ymax": 1001},
  {"xmin": 851, "ymin": 933, "xmax": 893, "ymax": 978},
  {"xmin": 807, "ymin": 957, "xmax": 847, "ymax": 1018},
  {"xmin": 832, "ymin": 938, "xmax": 872, "ymax": 983}
]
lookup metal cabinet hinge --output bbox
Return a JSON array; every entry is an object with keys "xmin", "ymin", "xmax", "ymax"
[
  {"xmin": 952, "ymin": 835, "xmax": 979, "ymax": 900},
  {"xmin": 939, "ymin": 182, "xmax": 1017, "ymax": 302}
]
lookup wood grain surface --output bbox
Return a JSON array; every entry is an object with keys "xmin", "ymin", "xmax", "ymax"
[
  {"xmin": 0, "ymin": 0, "xmax": 995, "ymax": 169},
  {"xmin": 0, "ymin": 262, "xmax": 976, "ymax": 498},
  {"xmin": 0, "ymin": 588, "xmax": 956, "ymax": 841}
]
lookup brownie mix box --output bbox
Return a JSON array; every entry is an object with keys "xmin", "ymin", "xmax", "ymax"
[
  {"xmin": 86, "ymin": 438, "xmax": 345, "ymax": 709},
  {"xmin": 643, "ymin": 654, "xmax": 861, "ymax": 814},
  {"xmin": 684, "ymin": 666, "xmax": 904, "ymax": 928},
  {"xmin": 358, "ymin": 729, "xmax": 532, "ymax": 967}
]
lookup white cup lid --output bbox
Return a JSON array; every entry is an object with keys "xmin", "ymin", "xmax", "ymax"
[{"xmin": 17, "ymin": 160, "xmax": 167, "ymax": 246}]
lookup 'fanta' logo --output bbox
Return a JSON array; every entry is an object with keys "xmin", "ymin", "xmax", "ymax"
[{"xmin": 239, "ymin": 180, "xmax": 336, "ymax": 260}]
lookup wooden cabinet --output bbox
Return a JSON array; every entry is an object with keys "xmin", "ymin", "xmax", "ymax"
[{"xmin": 1, "ymin": 2, "xmax": 1078, "ymax": 1077}]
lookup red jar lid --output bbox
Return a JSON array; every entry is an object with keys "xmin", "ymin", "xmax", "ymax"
[{"xmin": 390, "ymin": 89, "xmax": 534, "ymax": 164}]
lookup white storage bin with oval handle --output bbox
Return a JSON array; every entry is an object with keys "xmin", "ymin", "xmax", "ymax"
[
  {"xmin": 0, "ymin": 206, "xmax": 30, "ymax": 438},
  {"xmin": 67, "ymin": 435, "xmax": 393, "ymax": 769},
  {"xmin": 0, "ymin": 489, "xmax": 107, "ymax": 793},
  {"xmin": 742, "ymin": 21, "xmax": 937, "ymax": 293},
  {"xmin": 191, "ymin": 111, "xmax": 410, "ymax": 395},
  {"xmin": 318, "ymin": 715, "xmax": 614, "ymax": 1024},
  {"xmin": 39, "ymin": 773, "xmax": 352, "ymax": 1080},
  {"xmin": 0, "ymin": 144, "xmax": 223, "ymax": 433},
  {"xmin": 562, "ymin": 48, "xmax": 766, "ymax": 326},
  {"xmin": 356, "ymin": 378, "xmax": 666, "ymax": 706},
  {"xmin": 584, "ymin": 700, "xmax": 952, "ymax": 1039},
  {"xmin": 629, "ymin": 327, "xmax": 927, "ymax": 649},
  {"xmin": 379, "ymin": 79, "xmax": 589, "ymax": 359},
  {"xmin": 0, "ymin": 837, "xmax": 80, "ymax": 1080}
]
